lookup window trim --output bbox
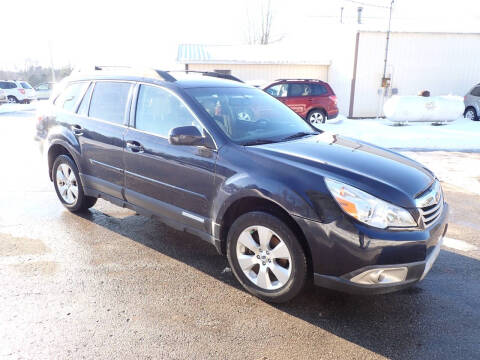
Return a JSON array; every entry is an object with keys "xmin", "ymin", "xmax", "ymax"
[
  {"xmin": 131, "ymin": 82, "xmax": 218, "ymax": 150},
  {"xmin": 54, "ymin": 81, "xmax": 90, "ymax": 113}
]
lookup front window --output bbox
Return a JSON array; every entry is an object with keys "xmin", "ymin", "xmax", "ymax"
[{"xmin": 186, "ymin": 87, "xmax": 316, "ymax": 145}]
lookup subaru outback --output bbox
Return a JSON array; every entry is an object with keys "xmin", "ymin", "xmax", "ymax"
[{"xmin": 36, "ymin": 67, "xmax": 448, "ymax": 303}]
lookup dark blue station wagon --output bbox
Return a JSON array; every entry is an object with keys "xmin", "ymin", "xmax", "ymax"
[{"xmin": 36, "ymin": 68, "xmax": 448, "ymax": 302}]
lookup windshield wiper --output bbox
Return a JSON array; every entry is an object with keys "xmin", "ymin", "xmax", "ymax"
[
  {"xmin": 242, "ymin": 139, "xmax": 279, "ymax": 146},
  {"xmin": 280, "ymin": 131, "xmax": 317, "ymax": 142}
]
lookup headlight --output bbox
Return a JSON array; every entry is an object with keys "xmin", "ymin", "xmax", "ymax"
[{"xmin": 325, "ymin": 178, "xmax": 417, "ymax": 229}]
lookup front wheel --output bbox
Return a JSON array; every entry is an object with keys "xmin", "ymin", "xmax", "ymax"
[
  {"xmin": 307, "ymin": 109, "xmax": 327, "ymax": 130},
  {"xmin": 227, "ymin": 212, "xmax": 307, "ymax": 303},
  {"xmin": 52, "ymin": 155, "xmax": 97, "ymax": 212}
]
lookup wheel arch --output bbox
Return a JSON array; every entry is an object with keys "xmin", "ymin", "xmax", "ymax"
[
  {"xmin": 47, "ymin": 142, "xmax": 76, "ymax": 181},
  {"xmin": 307, "ymin": 107, "xmax": 327, "ymax": 118},
  {"xmin": 218, "ymin": 196, "xmax": 313, "ymax": 275}
]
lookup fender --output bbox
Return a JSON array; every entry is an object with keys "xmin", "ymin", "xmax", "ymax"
[{"xmin": 211, "ymin": 171, "xmax": 319, "ymax": 237}]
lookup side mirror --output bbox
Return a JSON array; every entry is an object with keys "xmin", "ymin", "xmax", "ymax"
[{"xmin": 169, "ymin": 126, "xmax": 205, "ymax": 146}]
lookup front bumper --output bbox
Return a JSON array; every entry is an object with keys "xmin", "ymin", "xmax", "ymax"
[
  {"xmin": 294, "ymin": 203, "xmax": 448, "ymax": 295},
  {"xmin": 313, "ymin": 236, "xmax": 444, "ymax": 295}
]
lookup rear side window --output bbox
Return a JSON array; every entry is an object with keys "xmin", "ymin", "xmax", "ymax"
[
  {"xmin": 135, "ymin": 85, "xmax": 200, "ymax": 137},
  {"xmin": 471, "ymin": 86, "xmax": 480, "ymax": 97},
  {"xmin": 20, "ymin": 82, "xmax": 32, "ymax": 89},
  {"xmin": 288, "ymin": 83, "xmax": 310, "ymax": 97},
  {"xmin": 37, "ymin": 84, "xmax": 49, "ymax": 90},
  {"xmin": 0, "ymin": 82, "xmax": 16, "ymax": 89},
  {"xmin": 55, "ymin": 82, "xmax": 89, "ymax": 112},
  {"xmin": 311, "ymin": 83, "xmax": 328, "ymax": 95},
  {"xmin": 88, "ymin": 82, "xmax": 131, "ymax": 124}
]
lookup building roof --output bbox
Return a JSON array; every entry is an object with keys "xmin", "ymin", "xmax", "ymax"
[{"xmin": 177, "ymin": 44, "xmax": 331, "ymax": 66}]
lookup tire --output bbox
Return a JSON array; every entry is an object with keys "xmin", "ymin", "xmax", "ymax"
[
  {"xmin": 52, "ymin": 155, "xmax": 97, "ymax": 212},
  {"xmin": 307, "ymin": 109, "xmax": 327, "ymax": 130},
  {"xmin": 464, "ymin": 107, "xmax": 478, "ymax": 121},
  {"xmin": 7, "ymin": 96, "xmax": 18, "ymax": 104},
  {"xmin": 227, "ymin": 211, "xmax": 308, "ymax": 303}
]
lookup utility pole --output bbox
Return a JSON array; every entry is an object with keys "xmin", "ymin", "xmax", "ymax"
[
  {"xmin": 382, "ymin": 0, "xmax": 394, "ymax": 86},
  {"xmin": 340, "ymin": 6, "xmax": 344, "ymax": 24},
  {"xmin": 357, "ymin": 7, "xmax": 363, "ymax": 24},
  {"xmin": 48, "ymin": 41, "xmax": 56, "ymax": 83}
]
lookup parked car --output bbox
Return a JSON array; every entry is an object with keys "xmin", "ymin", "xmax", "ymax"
[
  {"xmin": 0, "ymin": 89, "xmax": 7, "ymax": 105},
  {"xmin": 0, "ymin": 80, "xmax": 37, "ymax": 103},
  {"xmin": 464, "ymin": 83, "xmax": 480, "ymax": 121},
  {"xmin": 264, "ymin": 79, "xmax": 338, "ymax": 129},
  {"xmin": 35, "ymin": 82, "xmax": 55, "ymax": 100},
  {"xmin": 36, "ymin": 68, "xmax": 447, "ymax": 303}
]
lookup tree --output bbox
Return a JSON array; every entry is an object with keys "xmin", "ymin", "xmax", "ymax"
[{"xmin": 245, "ymin": 0, "xmax": 283, "ymax": 45}]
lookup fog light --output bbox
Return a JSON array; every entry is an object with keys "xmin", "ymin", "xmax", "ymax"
[{"xmin": 350, "ymin": 267, "xmax": 408, "ymax": 285}]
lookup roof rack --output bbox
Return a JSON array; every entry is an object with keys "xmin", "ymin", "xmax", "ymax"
[
  {"xmin": 274, "ymin": 78, "xmax": 324, "ymax": 82},
  {"xmin": 72, "ymin": 65, "xmax": 176, "ymax": 82},
  {"xmin": 166, "ymin": 70, "xmax": 243, "ymax": 83},
  {"xmin": 71, "ymin": 66, "xmax": 244, "ymax": 83}
]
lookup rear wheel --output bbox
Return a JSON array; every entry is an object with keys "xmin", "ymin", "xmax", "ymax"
[
  {"xmin": 464, "ymin": 107, "xmax": 478, "ymax": 121},
  {"xmin": 52, "ymin": 155, "xmax": 97, "ymax": 212},
  {"xmin": 227, "ymin": 211, "xmax": 307, "ymax": 303},
  {"xmin": 307, "ymin": 109, "xmax": 327, "ymax": 130},
  {"xmin": 7, "ymin": 96, "xmax": 18, "ymax": 104}
]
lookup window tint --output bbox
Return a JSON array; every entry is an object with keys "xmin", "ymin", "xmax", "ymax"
[
  {"xmin": 288, "ymin": 83, "xmax": 310, "ymax": 97},
  {"xmin": 311, "ymin": 83, "xmax": 328, "ymax": 95},
  {"xmin": 0, "ymin": 82, "xmax": 16, "ymax": 89},
  {"xmin": 77, "ymin": 82, "xmax": 94, "ymax": 116},
  {"xmin": 89, "ymin": 82, "xmax": 131, "ymax": 124},
  {"xmin": 54, "ymin": 82, "xmax": 89, "ymax": 112},
  {"xmin": 265, "ymin": 84, "xmax": 288, "ymax": 97},
  {"xmin": 135, "ymin": 85, "xmax": 200, "ymax": 137},
  {"xmin": 20, "ymin": 82, "xmax": 32, "ymax": 89},
  {"xmin": 471, "ymin": 86, "xmax": 480, "ymax": 97}
]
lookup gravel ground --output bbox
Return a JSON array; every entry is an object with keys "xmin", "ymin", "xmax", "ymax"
[{"xmin": 0, "ymin": 113, "xmax": 479, "ymax": 359}]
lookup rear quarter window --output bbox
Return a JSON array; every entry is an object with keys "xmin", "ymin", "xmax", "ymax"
[
  {"xmin": 311, "ymin": 84, "xmax": 328, "ymax": 96},
  {"xmin": 54, "ymin": 82, "xmax": 89, "ymax": 112},
  {"xmin": 471, "ymin": 86, "xmax": 480, "ymax": 97},
  {"xmin": 20, "ymin": 82, "xmax": 32, "ymax": 89}
]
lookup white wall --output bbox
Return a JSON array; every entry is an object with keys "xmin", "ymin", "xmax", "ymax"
[
  {"xmin": 351, "ymin": 32, "xmax": 480, "ymax": 117},
  {"xmin": 187, "ymin": 63, "xmax": 329, "ymax": 85}
]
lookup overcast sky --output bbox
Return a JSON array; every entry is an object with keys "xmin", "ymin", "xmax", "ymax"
[{"xmin": 2, "ymin": 0, "xmax": 479, "ymax": 71}]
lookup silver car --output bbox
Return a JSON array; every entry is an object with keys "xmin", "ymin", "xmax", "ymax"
[
  {"xmin": 0, "ymin": 89, "xmax": 7, "ymax": 105},
  {"xmin": 464, "ymin": 83, "xmax": 480, "ymax": 121}
]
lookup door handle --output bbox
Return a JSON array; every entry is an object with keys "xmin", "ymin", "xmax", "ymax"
[
  {"xmin": 126, "ymin": 140, "xmax": 144, "ymax": 153},
  {"xmin": 71, "ymin": 124, "xmax": 83, "ymax": 135}
]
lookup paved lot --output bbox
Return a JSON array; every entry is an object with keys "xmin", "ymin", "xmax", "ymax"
[{"xmin": 0, "ymin": 113, "xmax": 479, "ymax": 359}]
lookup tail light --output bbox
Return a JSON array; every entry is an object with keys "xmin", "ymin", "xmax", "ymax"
[
  {"xmin": 329, "ymin": 95, "xmax": 338, "ymax": 105},
  {"xmin": 18, "ymin": 88, "xmax": 25, "ymax": 95}
]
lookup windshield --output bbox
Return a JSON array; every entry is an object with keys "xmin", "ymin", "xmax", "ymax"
[{"xmin": 186, "ymin": 87, "xmax": 317, "ymax": 145}]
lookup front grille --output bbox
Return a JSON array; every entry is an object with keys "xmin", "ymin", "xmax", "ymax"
[
  {"xmin": 416, "ymin": 181, "xmax": 444, "ymax": 228},
  {"xmin": 420, "ymin": 198, "xmax": 444, "ymax": 227}
]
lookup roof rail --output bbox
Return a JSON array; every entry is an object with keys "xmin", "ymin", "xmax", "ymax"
[
  {"xmin": 167, "ymin": 70, "xmax": 244, "ymax": 83},
  {"xmin": 274, "ymin": 78, "xmax": 324, "ymax": 82},
  {"xmin": 71, "ymin": 65, "xmax": 176, "ymax": 82}
]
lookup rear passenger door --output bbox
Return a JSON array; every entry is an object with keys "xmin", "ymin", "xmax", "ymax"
[
  {"xmin": 285, "ymin": 83, "xmax": 311, "ymax": 118},
  {"xmin": 75, "ymin": 81, "xmax": 133, "ymax": 200},
  {"xmin": 123, "ymin": 84, "xmax": 217, "ymax": 232}
]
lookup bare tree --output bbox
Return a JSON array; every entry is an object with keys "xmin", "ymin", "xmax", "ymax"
[{"xmin": 245, "ymin": 0, "xmax": 282, "ymax": 45}]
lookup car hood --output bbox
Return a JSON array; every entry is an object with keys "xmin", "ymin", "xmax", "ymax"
[{"xmin": 247, "ymin": 132, "xmax": 435, "ymax": 208}]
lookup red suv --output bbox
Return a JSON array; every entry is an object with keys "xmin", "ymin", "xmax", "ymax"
[{"xmin": 264, "ymin": 79, "xmax": 338, "ymax": 129}]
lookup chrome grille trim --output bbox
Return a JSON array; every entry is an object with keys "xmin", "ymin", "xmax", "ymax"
[{"xmin": 416, "ymin": 181, "xmax": 444, "ymax": 228}]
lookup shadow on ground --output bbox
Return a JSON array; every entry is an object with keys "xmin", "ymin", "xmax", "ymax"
[{"xmin": 78, "ymin": 208, "xmax": 480, "ymax": 360}]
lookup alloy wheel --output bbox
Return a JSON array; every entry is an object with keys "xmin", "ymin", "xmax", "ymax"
[
  {"xmin": 309, "ymin": 112, "xmax": 325, "ymax": 127},
  {"xmin": 56, "ymin": 163, "xmax": 79, "ymax": 204},
  {"xmin": 236, "ymin": 225, "xmax": 292, "ymax": 290}
]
